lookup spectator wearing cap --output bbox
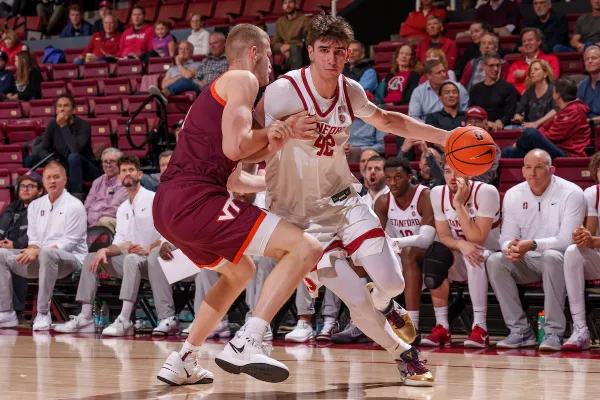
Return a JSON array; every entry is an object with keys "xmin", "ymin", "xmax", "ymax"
[
  {"xmin": 425, "ymin": 81, "xmax": 464, "ymax": 131},
  {"xmin": 399, "ymin": 0, "xmax": 446, "ymax": 40},
  {"xmin": 507, "ymin": 28, "xmax": 560, "ymax": 95},
  {"xmin": 578, "ymin": 46, "xmax": 600, "ymax": 124},
  {"xmin": 85, "ymin": 148, "xmax": 127, "ymax": 234},
  {"xmin": 0, "ymin": 172, "xmax": 44, "ymax": 326},
  {"xmin": 415, "ymin": 16, "xmax": 457, "ymax": 70},
  {"xmin": 75, "ymin": 14, "xmax": 121, "ymax": 65},
  {"xmin": 60, "ymin": 4, "xmax": 92, "ymax": 38},
  {"xmin": 93, "ymin": 1, "xmax": 125, "ymax": 34},
  {"xmin": 469, "ymin": 51, "xmax": 518, "ymax": 131},
  {"xmin": 463, "ymin": 106, "xmax": 501, "ymax": 184},
  {"xmin": 0, "ymin": 50, "xmax": 15, "ymax": 97},
  {"xmin": 503, "ymin": 76, "xmax": 591, "ymax": 159},
  {"xmin": 476, "ymin": 0, "xmax": 521, "ymax": 37},
  {"xmin": 187, "ymin": 12, "xmax": 210, "ymax": 56},
  {"xmin": 409, "ymin": 59, "xmax": 469, "ymax": 122},
  {"xmin": 36, "ymin": 0, "xmax": 68, "ymax": 35}
]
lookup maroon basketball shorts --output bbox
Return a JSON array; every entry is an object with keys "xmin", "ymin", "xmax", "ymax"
[{"xmin": 153, "ymin": 180, "xmax": 280, "ymax": 269}]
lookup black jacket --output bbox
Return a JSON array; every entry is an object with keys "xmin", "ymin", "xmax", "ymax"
[
  {"xmin": 14, "ymin": 68, "xmax": 42, "ymax": 101},
  {"xmin": 37, "ymin": 115, "xmax": 94, "ymax": 161},
  {"xmin": 342, "ymin": 59, "xmax": 374, "ymax": 83},
  {"xmin": 0, "ymin": 67, "xmax": 15, "ymax": 95},
  {"xmin": 0, "ymin": 200, "xmax": 29, "ymax": 249},
  {"xmin": 524, "ymin": 10, "xmax": 569, "ymax": 53}
]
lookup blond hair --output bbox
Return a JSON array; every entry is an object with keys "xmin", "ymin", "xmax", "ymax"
[{"xmin": 525, "ymin": 59, "xmax": 555, "ymax": 89}]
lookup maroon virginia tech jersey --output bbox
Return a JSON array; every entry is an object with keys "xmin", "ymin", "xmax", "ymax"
[{"xmin": 160, "ymin": 76, "xmax": 236, "ymax": 187}]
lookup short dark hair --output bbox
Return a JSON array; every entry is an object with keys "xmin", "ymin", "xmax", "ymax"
[
  {"xmin": 118, "ymin": 155, "xmax": 141, "ymax": 171},
  {"xmin": 366, "ymin": 155, "xmax": 385, "ymax": 166},
  {"xmin": 132, "ymin": 5, "xmax": 146, "ymax": 15},
  {"xmin": 482, "ymin": 50, "xmax": 501, "ymax": 64},
  {"xmin": 426, "ymin": 15, "xmax": 443, "ymax": 26},
  {"xmin": 424, "ymin": 59, "xmax": 444, "ymax": 74},
  {"xmin": 554, "ymin": 76, "xmax": 577, "ymax": 102},
  {"xmin": 438, "ymin": 81, "xmax": 459, "ymax": 96},
  {"xmin": 306, "ymin": 14, "xmax": 354, "ymax": 48},
  {"xmin": 68, "ymin": 4, "xmax": 82, "ymax": 13},
  {"xmin": 520, "ymin": 27, "xmax": 544, "ymax": 42},
  {"xmin": 55, "ymin": 94, "xmax": 75, "ymax": 108},
  {"xmin": 159, "ymin": 150, "xmax": 173, "ymax": 160},
  {"xmin": 350, "ymin": 40, "xmax": 365, "ymax": 53},
  {"xmin": 385, "ymin": 157, "xmax": 412, "ymax": 176}
]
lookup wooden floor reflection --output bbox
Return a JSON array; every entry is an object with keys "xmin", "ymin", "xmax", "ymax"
[{"xmin": 0, "ymin": 329, "xmax": 598, "ymax": 400}]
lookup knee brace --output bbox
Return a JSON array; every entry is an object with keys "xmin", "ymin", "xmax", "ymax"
[{"xmin": 423, "ymin": 241, "xmax": 454, "ymax": 289}]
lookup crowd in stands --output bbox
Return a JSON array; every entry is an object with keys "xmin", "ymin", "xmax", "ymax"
[{"xmin": 0, "ymin": 0, "xmax": 599, "ymax": 352}]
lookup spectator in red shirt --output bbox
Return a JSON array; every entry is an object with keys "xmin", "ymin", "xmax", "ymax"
[
  {"xmin": 507, "ymin": 27, "xmax": 560, "ymax": 95},
  {"xmin": 0, "ymin": 30, "xmax": 27, "ymax": 66},
  {"xmin": 119, "ymin": 5, "xmax": 154, "ymax": 62},
  {"xmin": 502, "ymin": 76, "xmax": 590, "ymax": 159},
  {"xmin": 415, "ymin": 16, "xmax": 457, "ymax": 70},
  {"xmin": 75, "ymin": 15, "xmax": 121, "ymax": 65},
  {"xmin": 399, "ymin": 0, "xmax": 447, "ymax": 40}
]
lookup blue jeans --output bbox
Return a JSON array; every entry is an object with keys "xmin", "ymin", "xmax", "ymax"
[
  {"xmin": 67, "ymin": 152, "xmax": 101, "ymax": 193},
  {"xmin": 166, "ymin": 78, "xmax": 200, "ymax": 95},
  {"xmin": 501, "ymin": 128, "xmax": 569, "ymax": 159},
  {"xmin": 74, "ymin": 56, "xmax": 110, "ymax": 65},
  {"xmin": 553, "ymin": 41, "xmax": 596, "ymax": 53}
]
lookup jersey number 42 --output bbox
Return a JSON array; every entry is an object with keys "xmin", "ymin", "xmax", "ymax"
[{"xmin": 313, "ymin": 134, "xmax": 335, "ymax": 156}]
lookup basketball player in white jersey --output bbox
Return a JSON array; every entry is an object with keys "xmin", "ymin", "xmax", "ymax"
[
  {"xmin": 250, "ymin": 15, "xmax": 456, "ymax": 386},
  {"xmin": 374, "ymin": 157, "xmax": 436, "ymax": 345},
  {"xmin": 562, "ymin": 155, "xmax": 600, "ymax": 351},
  {"xmin": 427, "ymin": 160, "xmax": 500, "ymax": 348}
]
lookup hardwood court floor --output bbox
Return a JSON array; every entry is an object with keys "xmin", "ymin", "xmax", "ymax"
[{"xmin": 1, "ymin": 329, "xmax": 599, "ymax": 400}]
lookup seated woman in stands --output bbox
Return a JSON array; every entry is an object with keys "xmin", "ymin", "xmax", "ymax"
[
  {"xmin": 418, "ymin": 48, "xmax": 456, "ymax": 83},
  {"xmin": 508, "ymin": 59, "xmax": 557, "ymax": 130},
  {"xmin": 7, "ymin": 51, "xmax": 41, "ymax": 101},
  {"xmin": 0, "ymin": 30, "xmax": 27, "ymax": 66},
  {"xmin": 375, "ymin": 44, "xmax": 421, "ymax": 106}
]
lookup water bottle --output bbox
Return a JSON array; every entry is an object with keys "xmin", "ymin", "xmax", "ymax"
[
  {"xmin": 537, "ymin": 310, "xmax": 545, "ymax": 345},
  {"xmin": 100, "ymin": 301, "xmax": 110, "ymax": 329},
  {"xmin": 92, "ymin": 300, "xmax": 100, "ymax": 331}
]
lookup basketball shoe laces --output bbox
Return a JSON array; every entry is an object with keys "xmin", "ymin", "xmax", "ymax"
[
  {"xmin": 386, "ymin": 305, "xmax": 406, "ymax": 330},
  {"xmin": 405, "ymin": 358, "xmax": 429, "ymax": 376}
]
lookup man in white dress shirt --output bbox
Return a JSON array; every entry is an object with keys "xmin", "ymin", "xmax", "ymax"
[
  {"xmin": 54, "ymin": 155, "xmax": 172, "ymax": 337},
  {"xmin": 0, "ymin": 160, "xmax": 87, "ymax": 331},
  {"xmin": 487, "ymin": 149, "xmax": 586, "ymax": 351}
]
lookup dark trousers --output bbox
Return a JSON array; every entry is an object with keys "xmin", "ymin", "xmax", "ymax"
[
  {"xmin": 12, "ymin": 273, "xmax": 27, "ymax": 313},
  {"xmin": 501, "ymin": 128, "xmax": 569, "ymax": 159},
  {"xmin": 25, "ymin": 152, "xmax": 101, "ymax": 193}
]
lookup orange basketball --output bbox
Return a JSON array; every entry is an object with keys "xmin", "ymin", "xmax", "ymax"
[{"xmin": 444, "ymin": 126, "xmax": 496, "ymax": 177}]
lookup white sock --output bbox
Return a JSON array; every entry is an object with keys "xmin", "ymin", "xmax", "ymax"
[
  {"xmin": 242, "ymin": 316, "xmax": 268, "ymax": 342},
  {"xmin": 407, "ymin": 310, "xmax": 419, "ymax": 330},
  {"xmin": 385, "ymin": 336, "xmax": 412, "ymax": 359},
  {"xmin": 81, "ymin": 304, "xmax": 93, "ymax": 320},
  {"xmin": 434, "ymin": 306, "xmax": 449, "ymax": 330},
  {"xmin": 371, "ymin": 286, "xmax": 392, "ymax": 312},
  {"xmin": 360, "ymin": 277, "xmax": 368, "ymax": 285},
  {"xmin": 570, "ymin": 303, "xmax": 588, "ymax": 329},
  {"xmin": 473, "ymin": 307, "xmax": 487, "ymax": 331},
  {"xmin": 324, "ymin": 316, "xmax": 336, "ymax": 324},
  {"xmin": 119, "ymin": 300, "xmax": 134, "ymax": 321},
  {"xmin": 178, "ymin": 340, "xmax": 201, "ymax": 360}
]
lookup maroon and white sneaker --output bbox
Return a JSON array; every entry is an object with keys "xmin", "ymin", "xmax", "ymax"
[
  {"xmin": 562, "ymin": 325, "xmax": 591, "ymax": 351},
  {"xmin": 396, "ymin": 347, "xmax": 435, "ymax": 387},
  {"xmin": 420, "ymin": 325, "xmax": 451, "ymax": 347},
  {"xmin": 316, "ymin": 318, "xmax": 339, "ymax": 342},
  {"xmin": 464, "ymin": 325, "xmax": 489, "ymax": 349}
]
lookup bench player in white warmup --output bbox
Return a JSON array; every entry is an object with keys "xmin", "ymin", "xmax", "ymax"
[
  {"xmin": 374, "ymin": 157, "xmax": 436, "ymax": 344},
  {"xmin": 426, "ymin": 161, "xmax": 501, "ymax": 348},
  {"xmin": 253, "ymin": 15, "xmax": 455, "ymax": 386}
]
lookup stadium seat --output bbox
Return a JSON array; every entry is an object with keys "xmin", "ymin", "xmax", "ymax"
[
  {"xmin": 28, "ymin": 99, "xmax": 55, "ymax": 125},
  {"xmin": 492, "ymin": 130, "xmax": 521, "ymax": 150},
  {"xmin": 41, "ymin": 81, "xmax": 68, "ymax": 99},
  {"xmin": 0, "ymin": 103, "xmax": 23, "ymax": 119},
  {"xmin": 116, "ymin": 58, "xmax": 143, "ymax": 77},
  {"xmin": 444, "ymin": 22, "xmax": 471, "ymax": 40},
  {"xmin": 89, "ymin": 118, "xmax": 114, "ymax": 149},
  {"xmin": 301, "ymin": 0, "xmax": 331, "ymax": 14},
  {"xmin": 498, "ymin": 158, "xmax": 525, "ymax": 194},
  {"xmin": 52, "ymin": 63, "xmax": 80, "ymax": 81},
  {"xmin": 136, "ymin": 0, "xmax": 161, "ymax": 23},
  {"xmin": 147, "ymin": 57, "xmax": 174, "ymax": 74},
  {"xmin": 100, "ymin": 77, "xmax": 133, "ymax": 96},
  {"xmin": 64, "ymin": 48, "xmax": 84, "ymax": 63},
  {"xmin": 5, "ymin": 123, "xmax": 39, "ymax": 144},
  {"xmin": 112, "ymin": 7, "xmax": 130, "ymax": 25},
  {"xmin": 191, "ymin": 54, "xmax": 206, "ymax": 63},
  {"xmin": 92, "ymin": 96, "xmax": 124, "ymax": 116},
  {"xmin": 204, "ymin": 0, "xmax": 243, "ymax": 26},
  {"xmin": 556, "ymin": 52, "xmax": 584, "ymax": 76},
  {"xmin": 384, "ymin": 134, "xmax": 397, "ymax": 158},
  {"xmin": 118, "ymin": 134, "xmax": 149, "ymax": 159},
  {"xmin": 568, "ymin": 14, "xmax": 582, "ymax": 34},
  {"xmin": 82, "ymin": 61, "xmax": 111, "ymax": 79},
  {"xmin": 124, "ymin": 95, "xmax": 157, "ymax": 115},
  {"xmin": 114, "ymin": 117, "xmax": 148, "ymax": 137},
  {"xmin": 554, "ymin": 157, "xmax": 594, "ymax": 189},
  {"xmin": 348, "ymin": 162, "xmax": 360, "ymax": 178},
  {"xmin": 177, "ymin": 0, "xmax": 215, "ymax": 28},
  {"xmin": 0, "ymin": 145, "xmax": 24, "ymax": 181},
  {"xmin": 156, "ymin": 0, "xmax": 189, "ymax": 23},
  {"xmin": 0, "ymin": 168, "xmax": 11, "ymax": 188},
  {"xmin": 235, "ymin": 0, "xmax": 274, "ymax": 23},
  {"xmin": 69, "ymin": 79, "xmax": 99, "ymax": 97},
  {"xmin": 73, "ymin": 97, "xmax": 91, "ymax": 117},
  {"xmin": 166, "ymin": 95, "xmax": 193, "ymax": 114}
]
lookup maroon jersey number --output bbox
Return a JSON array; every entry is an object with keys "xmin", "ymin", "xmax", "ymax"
[{"xmin": 314, "ymin": 134, "xmax": 335, "ymax": 156}]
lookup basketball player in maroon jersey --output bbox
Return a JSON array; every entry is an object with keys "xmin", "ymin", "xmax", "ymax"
[{"xmin": 153, "ymin": 24, "xmax": 323, "ymax": 385}]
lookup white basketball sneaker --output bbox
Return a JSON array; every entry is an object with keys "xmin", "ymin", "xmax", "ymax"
[
  {"xmin": 157, "ymin": 351, "xmax": 214, "ymax": 386},
  {"xmin": 207, "ymin": 319, "xmax": 231, "ymax": 338},
  {"xmin": 215, "ymin": 335, "xmax": 289, "ymax": 383},
  {"xmin": 235, "ymin": 322, "xmax": 273, "ymax": 341},
  {"xmin": 284, "ymin": 320, "xmax": 314, "ymax": 343},
  {"xmin": 102, "ymin": 316, "xmax": 134, "ymax": 337},
  {"xmin": 0, "ymin": 311, "xmax": 18, "ymax": 328},
  {"xmin": 32, "ymin": 313, "xmax": 52, "ymax": 331},
  {"xmin": 182, "ymin": 321, "xmax": 194, "ymax": 336},
  {"xmin": 54, "ymin": 314, "xmax": 96, "ymax": 333},
  {"xmin": 152, "ymin": 316, "xmax": 180, "ymax": 336}
]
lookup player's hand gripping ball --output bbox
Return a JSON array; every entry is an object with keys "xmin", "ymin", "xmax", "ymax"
[{"xmin": 444, "ymin": 126, "xmax": 496, "ymax": 177}]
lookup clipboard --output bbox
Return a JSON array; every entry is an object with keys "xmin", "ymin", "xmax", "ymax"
[{"xmin": 157, "ymin": 249, "xmax": 201, "ymax": 284}]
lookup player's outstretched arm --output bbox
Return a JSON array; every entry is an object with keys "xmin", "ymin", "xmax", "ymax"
[
  {"xmin": 226, "ymin": 164, "xmax": 266, "ymax": 193},
  {"xmin": 362, "ymin": 107, "xmax": 451, "ymax": 148}
]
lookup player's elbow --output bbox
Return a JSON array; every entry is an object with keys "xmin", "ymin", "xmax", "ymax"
[{"xmin": 223, "ymin": 144, "xmax": 242, "ymax": 161}]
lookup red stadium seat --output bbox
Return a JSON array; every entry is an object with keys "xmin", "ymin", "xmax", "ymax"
[
  {"xmin": 28, "ymin": 100, "xmax": 55, "ymax": 123},
  {"xmin": 0, "ymin": 168, "xmax": 11, "ymax": 188},
  {"xmin": 235, "ymin": 0, "xmax": 274, "ymax": 23},
  {"xmin": 88, "ymin": 118, "xmax": 113, "ymax": 137},
  {"xmin": 82, "ymin": 61, "xmax": 111, "ymax": 79},
  {"xmin": 112, "ymin": 7, "xmax": 130, "ymax": 25},
  {"xmin": 92, "ymin": 96, "xmax": 124, "ymax": 116},
  {"xmin": 136, "ymin": 0, "xmax": 161, "ymax": 23},
  {"xmin": 301, "ymin": 0, "xmax": 331, "ymax": 14},
  {"xmin": 492, "ymin": 130, "xmax": 521, "ymax": 150},
  {"xmin": 52, "ymin": 63, "xmax": 80, "ymax": 81},
  {"xmin": 204, "ymin": 0, "xmax": 242, "ymax": 27},
  {"xmin": 568, "ymin": 14, "xmax": 582, "ymax": 34},
  {"xmin": 444, "ymin": 22, "xmax": 471, "ymax": 40},
  {"xmin": 0, "ymin": 103, "xmax": 23, "ymax": 119},
  {"xmin": 118, "ymin": 134, "xmax": 149, "ymax": 159},
  {"xmin": 177, "ymin": 0, "xmax": 215, "ymax": 28},
  {"xmin": 41, "ymin": 81, "xmax": 68, "ymax": 99},
  {"xmin": 73, "ymin": 97, "xmax": 91, "ymax": 117},
  {"xmin": 116, "ymin": 59, "xmax": 143, "ymax": 77},
  {"xmin": 147, "ymin": 57, "xmax": 174, "ymax": 74},
  {"xmin": 556, "ymin": 52, "xmax": 583, "ymax": 76},
  {"xmin": 384, "ymin": 134, "xmax": 397, "ymax": 158},
  {"xmin": 100, "ymin": 77, "xmax": 133, "ymax": 96},
  {"xmin": 114, "ymin": 117, "xmax": 148, "ymax": 137},
  {"xmin": 5, "ymin": 123, "xmax": 39, "ymax": 144},
  {"xmin": 64, "ymin": 48, "xmax": 84, "ymax": 63},
  {"xmin": 554, "ymin": 157, "xmax": 594, "ymax": 189},
  {"xmin": 191, "ymin": 54, "xmax": 206, "ymax": 62},
  {"xmin": 124, "ymin": 95, "xmax": 158, "ymax": 115},
  {"xmin": 156, "ymin": 0, "xmax": 189, "ymax": 23},
  {"xmin": 0, "ymin": 145, "xmax": 24, "ymax": 181},
  {"xmin": 498, "ymin": 158, "xmax": 525, "ymax": 194},
  {"xmin": 348, "ymin": 162, "xmax": 360, "ymax": 178},
  {"xmin": 166, "ymin": 95, "xmax": 193, "ymax": 114},
  {"xmin": 69, "ymin": 79, "xmax": 99, "ymax": 97}
]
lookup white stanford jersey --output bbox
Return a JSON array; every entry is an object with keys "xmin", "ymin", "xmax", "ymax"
[
  {"xmin": 584, "ymin": 184, "xmax": 600, "ymax": 235},
  {"xmin": 386, "ymin": 185, "xmax": 428, "ymax": 239},
  {"xmin": 262, "ymin": 66, "xmax": 377, "ymax": 223},
  {"xmin": 431, "ymin": 181, "xmax": 501, "ymax": 251}
]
